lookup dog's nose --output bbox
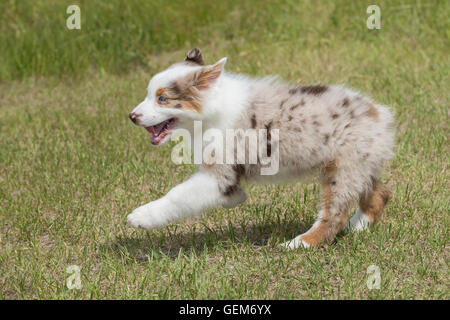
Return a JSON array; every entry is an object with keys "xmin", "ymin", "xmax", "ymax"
[{"xmin": 129, "ymin": 112, "xmax": 138, "ymax": 124}]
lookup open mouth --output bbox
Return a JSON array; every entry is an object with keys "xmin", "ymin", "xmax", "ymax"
[{"xmin": 145, "ymin": 118, "xmax": 179, "ymax": 145}]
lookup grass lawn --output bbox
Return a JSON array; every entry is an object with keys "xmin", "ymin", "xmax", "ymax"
[{"xmin": 0, "ymin": 0, "xmax": 448, "ymax": 299}]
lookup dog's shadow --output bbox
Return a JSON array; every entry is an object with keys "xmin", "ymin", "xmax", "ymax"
[{"xmin": 103, "ymin": 214, "xmax": 309, "ymax": 262}]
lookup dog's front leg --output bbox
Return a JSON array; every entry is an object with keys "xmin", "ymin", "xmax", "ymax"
[{"xmin": 127, "ymin": 170, "xmax": 226, "ymax": 230}]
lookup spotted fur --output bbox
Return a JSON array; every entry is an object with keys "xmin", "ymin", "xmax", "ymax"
[{"xmin": 128, "ymin": 49, "xmax": 395, "ymax": 248}]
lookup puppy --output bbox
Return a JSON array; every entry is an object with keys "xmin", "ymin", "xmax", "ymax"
[{"xmin": 127, "ymin": 48, "xmax": 394, "ymax": 248}]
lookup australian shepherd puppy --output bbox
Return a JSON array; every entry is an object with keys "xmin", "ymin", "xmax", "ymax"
[{"xmin": 127, "ymin": 48, "xmax": 394, "ymax": 249}]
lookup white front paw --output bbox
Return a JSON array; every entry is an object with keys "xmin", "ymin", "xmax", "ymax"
[
  {"xmin": 126, "ymin": 208, "xmax": 153, "ymax": 230},
  {"xmin": 126, "ymin": 202, "xmax": 168, "ymax": 230}
]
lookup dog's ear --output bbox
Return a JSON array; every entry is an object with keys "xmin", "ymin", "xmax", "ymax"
[
  {"xmin": 185, "ymin": 48, "xmax": 204, "ymax": 65},
  {"xmin": 195, "ymin": 57, "xmax": 227, "ymax": 90}
]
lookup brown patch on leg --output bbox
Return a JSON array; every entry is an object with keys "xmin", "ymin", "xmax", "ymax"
[
  {"xmin": 359, "ymin": 179, "xmax": 390, "ymax": 223},
  {"xmin": 300, "ymin": 218, "xmax": 331, "ymax": 246},
  {"xmin": 322, "ymin": 160, "xmax": 337, "ymax": 210},
  {"xmin": 300, "ymin": 212, "xmax": 349, "ymax": 246},
  {"xmin": 300, "ymin": 161, "xmax": 350, "ymax": 246}
]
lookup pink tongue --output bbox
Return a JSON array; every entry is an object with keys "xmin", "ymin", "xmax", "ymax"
[
  {"xmin": 145, "ymin": 126, "xmax": 156, "ymax": 135},
  {"xmin": 150, "ymin": 130, "xmax": 166, "ymax": 144},
  {"xmin": 146, "ymin": 121, "xmax": 167, "ymax": 136},
  {"xmin": 154, "ymin": 121, "xmax": 167, "ymax": 135},
  {"xmin": 147, "ymin": 120, "xmax": 171, "ymax": 145}
]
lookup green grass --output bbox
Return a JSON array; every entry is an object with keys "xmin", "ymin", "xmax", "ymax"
[{"xmin": 0, "ymin": 0, "xmax": 449, "ymax": 299}]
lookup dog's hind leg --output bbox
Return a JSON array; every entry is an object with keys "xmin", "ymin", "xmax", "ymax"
[
  {"xmin": 281, "ymin": 161, "xmax": 366, "ymax": 249},
  {"xmin": 347, "ymin": 178, "xmax": 390, "ymax": 231}
]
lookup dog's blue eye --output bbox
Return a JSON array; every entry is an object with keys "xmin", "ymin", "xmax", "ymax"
[{"xmin": 158, "ymin": 96, "xmax": 167, "ymax": 102}]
